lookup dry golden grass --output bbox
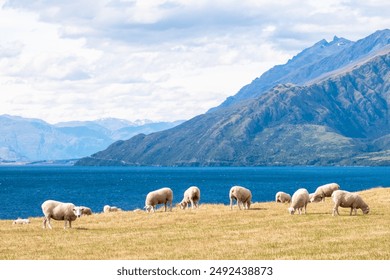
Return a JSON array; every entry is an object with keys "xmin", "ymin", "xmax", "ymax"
[{"xmin": 1, "ymin": 187, "xmax": 389, "ymax": 260}]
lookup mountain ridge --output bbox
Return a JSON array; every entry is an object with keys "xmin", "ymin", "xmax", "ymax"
[
  {"xmin": 0, "ymin": 115, "xmax": 183, "ymax": 162},
  {"xmin": 210, "ymin": 29, "xmax": 390, "ymax": 112},
  {"xmin": 76, "ymin": 30, "xmax": 390, "ymax": 167}
]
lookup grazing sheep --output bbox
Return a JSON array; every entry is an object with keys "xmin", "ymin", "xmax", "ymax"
[
  {"xmin": 229, "ymin": 186, "xmax": 252, "ymax": 210},
  {"xmin": 288, "ymin": 188, "xmax": 310, "ymax": 215},
  {"xmin": 79, "ymin": 206, "xmax": 92, "ymax": 215},
  {"xmin": 12, "ymin": 218, "xmax": 30, "ymax": 225},
  {"xmin": 103, "ymin": 205, "xmax": 121, "ymax": 213},
  {"xmin": 41, "ymin": 200, "xmax": 83, "ymax": 229},
  {"xmin": 145, "ymin": 187, "xmax": 173, "ymax": 213},
  {"xmin": 180, "ymin": 186, "xmax": 201, "ymax": 209},
  {"xmin": 310, "ymin": 183, "xmax": 340, "ymax": 202},
  {"xmin": 331, "ymin": 190, "xmax": 370, "ymax": 216},
  {"xmin": 275, "ymin": 191, "xmax": 291, "ymax": 203}
]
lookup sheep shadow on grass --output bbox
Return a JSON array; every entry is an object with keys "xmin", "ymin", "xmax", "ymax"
[{"xmin": 247, "ymin": 207, "xmax": 267, "ymax": 211}]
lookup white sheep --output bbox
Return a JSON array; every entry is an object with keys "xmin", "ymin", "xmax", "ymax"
[
  {"xmin": 80, "ymin": 206, "xmax": 92, "ymax": 215},
  {"xmin": 229, "ymin": 186, "xmax": 252, "ymax": 210},
  {"xmin": 145, "ymin": 187, "xmax": 173, "ymax": 213},
  {"xmin": 103, "ymin": 205, "xmax": 122, "ymax": 213},
  {"xmin": 275, "ymin": 191, "xmax": 291, "ymax": 203},
  {"xmin": 180, "ymin": 186, "xmax": 201, "ymax": 209},
  {"xmin": 331, "ymin": 190, "xmax": 370, "ymax": 216},
  {"xmin": 41, "ymin": 200, "xmax": 83, "ymax": 229},
  {"xmin": 12, "ymin": 218, "xmax": 30, "ymax": 225},
  {"xmin": 288, "ymin": 188, "xmax": 310, "ymax": 215},
  {"xmin": 103, "ymin": 205, "xmax": 110, "ymax": 213},
  {"xmin": 310, "ymin": 183, "xmax": 340, "ymax": 202}
]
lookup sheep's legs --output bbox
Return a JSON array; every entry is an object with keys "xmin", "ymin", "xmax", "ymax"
[
  {"xmin": 333, "ymin": 205, "xmax": 340, "ymax": 216},
  {"xmin": 64, "ymin": 220, "xmax": 71, "ymax": 229},
  {"xmin": 44, "ymin": 217, "xmax": 53, "ymax": 229}
]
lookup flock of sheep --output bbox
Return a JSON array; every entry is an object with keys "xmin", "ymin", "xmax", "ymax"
[
  {"xmin": 30, "ymin": 183, "xmax": 370, "ymax": 229},
  {"xmin": 284, "ymin": 183, "xmax": 370, "ymax": 216}
]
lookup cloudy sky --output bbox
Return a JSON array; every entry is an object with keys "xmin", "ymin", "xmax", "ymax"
[{"xmin": 0, "ymin": 0, "xmax": 389, "ymax": 123}]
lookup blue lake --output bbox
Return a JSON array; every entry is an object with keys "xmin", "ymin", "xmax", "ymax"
[{"xmin": 0, "ymin": 166, "xmax": 389, "ymax": 219}]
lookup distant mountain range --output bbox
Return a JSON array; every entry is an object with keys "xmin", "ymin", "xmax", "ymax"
[
  {"xmin": 76, "ymin": 29, "xmax": 390, "ymax": 166},
  {"xmin": 0, "ymin": 115, "xmax": 183, "ymax": 163}
]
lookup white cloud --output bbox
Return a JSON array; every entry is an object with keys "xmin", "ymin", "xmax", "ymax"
[{"xmin": 0, "ymin": 0, "xmax": 389, "ymax": 123}]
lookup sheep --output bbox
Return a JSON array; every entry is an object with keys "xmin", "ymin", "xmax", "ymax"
[
  {"xmin": 288, "ymin": 188, "xmax": 310, "ymax": 215},
  {"xmin": 180, "ymin": 186, "xmax": 201, "ymax": 209},
  {"xmin": 229, "ymin": 186, "xmax": 252, "ymax": 210},
  {"xmin": 12, "ymin": 218, "xmax": 30, "ymax": 225},
  {"xmin": 275, "ymin": 191, "xmax": 291, "ymax": 203},
  {"xmin": 41, "ymin": 200, "xmax": 83, "ymax": 229},
  {"xmin": 103, "ymin": 205, "xmax": 110, "ymax": 213},
  {"xmin": 310, "ymin": 183, "xmax": 340, "ymax": 202},
  {"xmin": 103, "ymin": 205, "xmax": 121, "ymax": 213},
  {"xmin": 79, "ymin": 206, "xmax": 92, "ymax": 215},
  {"xmin": 145, "ymin": 187, "xmax": 173, "ymax": 213},
  {"xmin": 331, "ymin": 190, "xmax": 370, "ymax": 216}
]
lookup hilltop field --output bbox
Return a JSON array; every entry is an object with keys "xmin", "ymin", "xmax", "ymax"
[{"xmin": 0, "ymin": 187, "xmax": 389, "ymax": 260}]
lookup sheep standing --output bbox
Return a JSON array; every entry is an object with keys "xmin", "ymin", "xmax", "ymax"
[
  {"xmin": 180, "ymin": 186, "xmax": 201, "ymax": 209},
  {"xmin": 310, "ymin": 183, "xmax": 340, "ymax": 202},
  {"xmin": 275, "ymin": 191, "xmax": 291, "ymax": 203},
  {"xmin": 229, "ymin": 186, "xmax": 252, "ymax": 210},
  {"xmin": 145, "ymin": 187, "xmax": 173, "ymax": 213},
  {"xmin": 41, "ymin": 200, "xmax": 83, "ymax": 229},
  {"xmin": 331, "ymin": 190, "xmax": 370, "ymax": 216},
  {"xmin": 288, "ymin": 188, "xmax": 310, "ymax": 215}
]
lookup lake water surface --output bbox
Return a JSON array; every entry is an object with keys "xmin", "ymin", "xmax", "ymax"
[{"xmin": 0, "ymin": 166, "xmax": 389, "ymax": 219}]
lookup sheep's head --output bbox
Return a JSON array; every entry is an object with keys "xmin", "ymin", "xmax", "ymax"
[
  {"xmin": 144, "ymin": 205, "xmax": 153, "ymax": 213},
  {"xmin": 288, "ymin": 207, "xmax": 295, "ymax": 215},
  {"xmin": 362, "ymin": 206, "xmax": 370, "ymax": 214},
  {"xmin": 310, "ymin": 194, "xmax": 322, "ymax": 203},
  {"xmin": 73, "ymin": 207, "xmax": 83, "ymax": 218},
  {"xmin": 180, "ymin": 201, "xmax": 188, "ymax": 209}
]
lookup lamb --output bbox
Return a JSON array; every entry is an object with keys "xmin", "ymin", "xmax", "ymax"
[
  {"xmin": 145, "ymin": 187, "xmax": 173, "ymax": 213},
  {"xmin": 80, "ymin": 206, "xmax": 92, "ymax": 215},
  {"xmin": 310, "ymin": 183, "xmax": 340, "ymax": 202},
  {"xmin": 41, "ymin": 200, "xmax": 83, "ymax": 229},
  {"xmin": 275, "ymin": 191, "xmax": 291, "ymax": 203},
  {"xmin": 288, "ymin": 188, "xmax": 310, "ymax": 215},
  {"xmin": 103, "ymin": 205, "xmax": 121, "ymax": 213},
  {"xmin": 229, "ymin": 186, "xmax": 252, "ymax": 210},
  {"xmin": 180, "ymin": 186, "xmax": 201, "ymax": 209},
  {"xmin": 331, "ymin": 190, "xmax": 370, "ymax": 216},
  {"xmin": 12, "ymin": 218, "xmax": 30, "ymax": 225}
]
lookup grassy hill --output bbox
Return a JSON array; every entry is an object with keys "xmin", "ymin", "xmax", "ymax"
[{"xmin": 1, "ymin": 187, "xmax": 389, "ymax": 260}]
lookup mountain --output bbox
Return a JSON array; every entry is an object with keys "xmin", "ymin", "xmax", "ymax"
[
  {"xmin": 210, "ymin": 29, "xmax": 390, "ymax": 111},
  {"xmin": 54, "ymin": 118, "xmax": 183, "ymax": 141},
  {"xmin": 0, "ymin": 115, "xmax": 183, "ymax": 162},
  {"xmin": 76, "ymin": 30, "xmax": 390, "ymax": 166}
]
